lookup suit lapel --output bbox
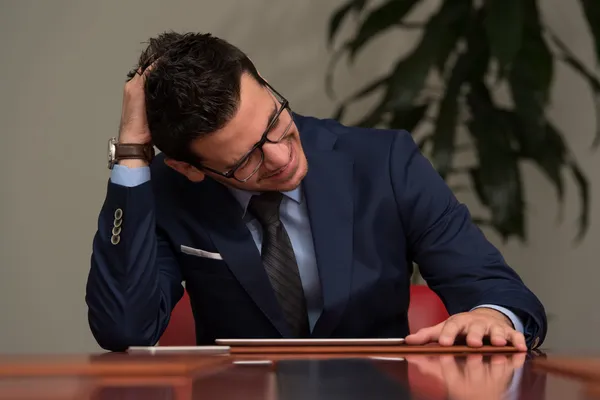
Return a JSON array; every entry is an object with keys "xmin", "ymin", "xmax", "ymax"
[
  {"xmin": 299, "ymin": 122, "xmax": 355, "ymax": 338},
  {"xmin": 183, "ymin": 114, "xmax": 354, "ymax": 339},
  {"xmin": 191, "ymin": 179, "xmax": 292, "ymax": 337}
]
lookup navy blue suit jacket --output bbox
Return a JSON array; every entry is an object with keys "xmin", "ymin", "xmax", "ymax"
[{"xmin": 86, "ymin": 114, "xmax": 547, "ymax": 352}]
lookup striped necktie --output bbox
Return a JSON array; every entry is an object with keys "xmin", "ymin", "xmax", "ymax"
[{"xmin": 248, "ymin": 191, "xmax": 310, "ymax": 337}]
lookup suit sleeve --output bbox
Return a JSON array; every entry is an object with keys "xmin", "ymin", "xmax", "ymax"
[
  {"xmin": 389, "ymin": 131, "xmax": 547, "ymax": 349},
  {"xmin": 86, "ymin": 178, "xmax": 184, "ymax": 352}
]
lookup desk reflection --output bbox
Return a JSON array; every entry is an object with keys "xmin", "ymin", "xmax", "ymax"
[
  {"xmin": 402, "ymin": 353, "xmax": 547, "ymax": 400},
  {"xmin": 403, "ymin": 354, "xmax": 525, "ymax": 399},
  {"xmin": 78, "ymin": 353, "xmax": 550, "ymax": 400}
]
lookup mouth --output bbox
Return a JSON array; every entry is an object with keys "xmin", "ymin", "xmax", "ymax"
[{"xmin": 261, "ymin": 142, "xmax": 295, "ymax": 182}]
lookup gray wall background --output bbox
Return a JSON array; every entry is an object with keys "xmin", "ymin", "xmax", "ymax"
[{"xmin": 0, "ymin": 0, "xmax": 597, "ymax": 353}]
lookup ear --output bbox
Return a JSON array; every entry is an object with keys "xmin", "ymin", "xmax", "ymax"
[{"xmin": 164, "ymin": 158, "xmax": 205, "ymax": 182}]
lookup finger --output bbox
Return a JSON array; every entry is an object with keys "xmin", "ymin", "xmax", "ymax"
[
  {"xmin": 489, "ymin": 324, "xmax": 508, "ymax": 347},
  {"xmin": 405, "ymin": 324, "xmax": 442, "ymax": 345},
  {"xmin": 439, "ymin": 319, "xmax": 464, "ymax": 346},
  {"xmin": 464, "ymin": 321, "xmax": 487, "ymax": 347},
  {"xmin": 465, "ymin": 354, "xmax": 486, "ymax": 382},
  {"xmin": 126, "ymin": 70, "xmax": 143, "ymax": 86},
  {"xmin": 489, "ymin": 355, "xmax": 509, "ymax": 381},
  {"xmin": 439, "ymin": 354, "xmax": 462, "ymax": 383},
  {"xmin": 140, "ymin": 60, "xmax": 158, "ymax": 77},
  {"xmin": 490, "ymin": 354, "xmax": 510, "ymax": 365},
  {"xmin": 510, "ymin": 353, "xmax": 527, "ymax": 369},
  {"xmin": 405, "ymin": 356, "xmax": 444, "ymax": 380},
  {"xmin": 507, "ymin": 330, "xmax": 528, "ymax": 352},
  {"xmin": 127, "ymin": 62, "xmax": 156, "ymax": 85}
]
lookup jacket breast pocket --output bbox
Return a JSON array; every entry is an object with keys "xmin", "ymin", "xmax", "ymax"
[
  {"xmin": 178, "ymin": 245, "xmax": 234, "ymax": 279},
  {"xmin": 180, "ymin": 245, "xmax": 223, "ymax": 260}
]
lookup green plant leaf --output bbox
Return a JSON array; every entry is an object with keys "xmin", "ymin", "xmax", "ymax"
[
  {"xmin": 468, "ymin": 159, "xmax": 524, "ymax": 241},
  {"xmin": 430, "ymin": 11, "xmax": 489, "ymax": 178},
  {"xmin": 430, "ymin": 72, "xmax": 461, "ymax": 178},
  {"xmin": 387, "ymin": 0, "xmax": 466, "ymax": 109},
  {"xmin": 431, "ymin": 50, "xmax": 473, "ymax": 178},
  {"xmin": 579, "ymin": 0, "xmax": 600, "ymax": 66},
  {"xmin": 568, "ymin": 157, "xmax": 590, "ymax": 242},
  {"xmin": 543, "ymin": 125, "xmax": 590, "ymax": 242},
  {"xmin": 416, "ymin": 133, "xmax": 431, "ymax": 151},
  {"xmin": 434, "ymin": 0, "xmax": 472, "ymax": 75},
  {"xmin": 325, "ymin": 42, "xmax": 351, "ymax": 99},
  {"xmin": 510, "ymin": 111, "xmax": 590, "ymax": 242},
  {"xmin": 465, "ymin": 11, "xmax": 492, "ymax": 80},
  {"xmin": 328, "ymin": 0, "xmax": 368, "ymax": 47},
  {"xmin": 386, "ymin": 43, "xmax": 435, "ymax": 109},
  {"xmin": 349, "ymin": 23, "xmax": 440, "ymax": 126},
  {"xmin": 467, "ymin": 81, "xmax": 525, "ymax": 241},
  {"xmin": 332, "ymin": 104, "xmax": 347, "ymax": 122},
  {"xmin": 355, "ymin": 101, "xmax": 388, "ymax": 128},
  {"xmin": 347, "ymin": 75, "xmax": 391, "ymax": 102},
  {"xmin": 325, "ymin": 0, "xmax": 593, "ymax": 243},
  {"xmin": 341, "ymin": 0, "xmax": 475, "ymax": 144},
  {"xmin": 501, "ymin": 110, "xmax": 565, "ymax": 201},
  {"xmin": 484, "ymin": 0, "xmax": 523, "ymax": 70},
  {"xmin": 549, "ymin": 30, "xmax": 600, "ymax": 146},
  {"xmin": 332, "ymin": 75, "xmax": 390, "ymax": 126},
  {"xmin": 467, "ymin": 82, "xmax": 525, "ymax": 240},
  {"xmin": 348, "ymin": 0, "xmax": 420, "ymax": 61},
  {"xmin": 508, "ymin": 0, "xmax": 553, "ymax": 137},
  {"xmin": 389, "ymin": 104, "xmax": 429, "ymax": 132},
  {"xmin": 471, "ymin": 217, "xmax": 492, "ymax": 227}
]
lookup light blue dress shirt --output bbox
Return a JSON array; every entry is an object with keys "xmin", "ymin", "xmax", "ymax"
[{"xmin": 111, "ymin": 164, "xmax": 524, "ymax": 334}]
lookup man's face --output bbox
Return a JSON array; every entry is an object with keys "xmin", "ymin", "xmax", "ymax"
[{"xmin": 168, "ymin": 73, "xmax": 308, "ymax": 193}]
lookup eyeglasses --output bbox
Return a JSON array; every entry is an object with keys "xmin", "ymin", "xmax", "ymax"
[{"xmin": 198, "ymin": 81, "xmax": 294, "ymax": 182}]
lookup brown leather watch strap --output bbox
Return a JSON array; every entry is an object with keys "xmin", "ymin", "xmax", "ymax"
[{"xmin": 115, "ymin": 143, "xmax": 155, "ymax": 163}]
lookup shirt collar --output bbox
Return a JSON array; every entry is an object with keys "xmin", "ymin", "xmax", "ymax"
[{"xmin": 227, "ymin": 184, "xmax": 303, "ymax": 218}]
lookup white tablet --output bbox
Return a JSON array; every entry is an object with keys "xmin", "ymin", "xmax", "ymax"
[
  {"xmin": 214, "ymin": 338, "xmax": 405, "ymax": 346},
  {"xmin": 127, "ymin": 345, "xmax": 230, "ymax": 354}
]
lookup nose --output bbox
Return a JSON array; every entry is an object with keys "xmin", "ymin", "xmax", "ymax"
[{"xmin": 261, "ymin": 141, "xmax": 289, "ymax": 172}]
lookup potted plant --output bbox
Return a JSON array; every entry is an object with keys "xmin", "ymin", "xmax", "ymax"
[{"xmin": 326, "ymin": 0, "xmax": 600, "ymax": 242}]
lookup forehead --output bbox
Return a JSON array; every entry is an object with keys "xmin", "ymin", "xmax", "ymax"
[{"xmin": 190, "ymin": 74, "xmax": 275, "ymax": 165}]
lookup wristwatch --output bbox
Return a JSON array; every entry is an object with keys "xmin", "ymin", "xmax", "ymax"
[{"xmin": 107, "ymin": 137, "xmax": 155, "ymax": 169}]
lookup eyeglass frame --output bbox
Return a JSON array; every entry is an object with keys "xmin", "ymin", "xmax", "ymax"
[{"xmin": 194, "ymin": 79, "xmax": 293, "ymax": 182}]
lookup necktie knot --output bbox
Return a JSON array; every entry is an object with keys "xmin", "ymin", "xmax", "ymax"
[{"xmin": 248, "ymin": 191, "xmax": 284, "ymax": 227}]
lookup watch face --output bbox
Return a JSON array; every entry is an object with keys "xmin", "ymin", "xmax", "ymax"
[{"xmin": 108, "ymin": 137, "xmax": 117, "ymax": 169}]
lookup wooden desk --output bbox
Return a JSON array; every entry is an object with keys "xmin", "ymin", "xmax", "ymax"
[{"xmin": 0, "ymin": 347, "xmax": 595, "ymax": 400}]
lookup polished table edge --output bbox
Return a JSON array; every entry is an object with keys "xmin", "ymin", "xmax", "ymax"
[
  {"xmin": 0, "ymin": 350, "xmax": 581, "ymax": 400},
  {"xmin": 0, "ymin": 345, "xmax": 523, "ymax": 378},
  {"xmin": 0, "ymin": 354, "xmax": 231, "ymax": 378},
  {"xmin": 228, "ymin": 344, "xmax": 521, "ymax": 354}
]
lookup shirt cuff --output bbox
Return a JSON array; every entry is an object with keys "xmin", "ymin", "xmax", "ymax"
[
  {"xmin": 110, "ymin": 164, "xmax": 151, "ymax": 187},
  {"xmin": 471, "ymin": 304, "xmax": 524, "ymax": 334}
]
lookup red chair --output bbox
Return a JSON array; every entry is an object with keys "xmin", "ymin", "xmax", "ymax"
[
  {"xmin": 159, "ymin": 284, "xmax": 448, "ymax": 345},
  {"xmin": 407, "ymin": 284, "xmax": 449, "ymax": 333},
  {"xmin": 159, "ymin": 289, "xmax": 196, "ymax": 346}
]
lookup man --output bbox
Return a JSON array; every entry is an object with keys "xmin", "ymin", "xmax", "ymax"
[{"xmin": 86, "ymin": 32, "xmax": 546, "ymax": 352}]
